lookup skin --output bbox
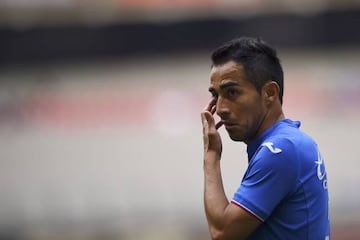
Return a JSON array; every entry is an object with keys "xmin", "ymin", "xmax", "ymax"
[{"xmin": 201, "ymin": 60, "xmax": 285, "ymax": 240}]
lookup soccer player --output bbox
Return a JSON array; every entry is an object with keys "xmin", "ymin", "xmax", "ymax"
[{"xmin": 201, "ymin": 37, "xmax": 330, "ymax": 239}]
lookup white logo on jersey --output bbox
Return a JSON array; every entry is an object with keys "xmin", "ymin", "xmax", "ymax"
[
  {"xmin": 315, "ymin": 150, "xmax": 326, "ymax": 181},
  {"xmin": 261, "ymin": 142, "xmax": 282, "ymax": 154}
]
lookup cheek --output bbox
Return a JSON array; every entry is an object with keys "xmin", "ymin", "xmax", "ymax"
[{"xmin": 239, "ymin": 98, "xmax": 264, "ymax": 119}]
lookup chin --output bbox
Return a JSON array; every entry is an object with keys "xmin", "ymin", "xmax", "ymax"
[
  {"xmin": 228, "ymin": 129, "xmax": 252, "ymax": 142},
  {"xmin": 228, "ymin": 133, "xmax": 245, "ymax": 142}
]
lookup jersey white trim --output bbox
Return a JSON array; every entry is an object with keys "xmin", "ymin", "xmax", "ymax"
[{"xmin": 231, "ymin": 199, "xmax": 264, "ymax": 222}]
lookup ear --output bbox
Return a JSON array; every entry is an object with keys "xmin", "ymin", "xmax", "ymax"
[{"xmin": 262, "ymin": 81, "xmax": 280, "ymax": 106}]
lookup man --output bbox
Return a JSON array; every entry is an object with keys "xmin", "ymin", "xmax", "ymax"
[{"xmin": 201, "ymin": 37, "xmax": 330, "ymax": 240}]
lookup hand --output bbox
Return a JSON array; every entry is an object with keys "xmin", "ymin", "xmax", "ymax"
[{"xmin": 201, "ymin": 98, "xmax": 224, "ymax": 159}]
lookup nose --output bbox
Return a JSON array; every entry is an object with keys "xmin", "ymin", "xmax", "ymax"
[{"xmin": 216, "ymin": 97, "xmax": 230, "ymax": 120}]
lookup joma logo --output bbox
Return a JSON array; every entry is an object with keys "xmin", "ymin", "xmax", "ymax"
[{"xmin": 261, "ymin": 142, "xmax": 282, "ymax": 154}]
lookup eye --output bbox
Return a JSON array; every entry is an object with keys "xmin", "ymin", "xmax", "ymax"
[{"xmin": 226, "ymin": 88, "xmax": 239, "ymax": 98}]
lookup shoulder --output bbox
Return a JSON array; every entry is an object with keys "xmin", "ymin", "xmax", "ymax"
[
  {"xmin": 254, "ymin": 127, "xmax": 318, "ymax": 174},
  {"xmin": 249, "ymin": 120, "xmax": 318, "ymax": 173},
  {"xmin": 265, "ymin": 121, "xmax": 318, "ymax": 156},
  {"xmin": 250, "ymin": 131, "xmax": 303, "ymax": 175},
  {"xmin": 250, "ymin": 136, "xmax": 297, "ymax": 175},
  {"xmin": 256, "ymin": 134, "xmax": 297, "ymax": 162}
]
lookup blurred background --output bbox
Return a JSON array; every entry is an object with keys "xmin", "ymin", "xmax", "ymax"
[{"xmin": 0, "ymin": 0, "xmax": 360, "ymax": 239}]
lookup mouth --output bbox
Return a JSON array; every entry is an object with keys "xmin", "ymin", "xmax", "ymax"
[{"xmin": 223, "ymin": 121, "xmax": 238, "ymax": 129}]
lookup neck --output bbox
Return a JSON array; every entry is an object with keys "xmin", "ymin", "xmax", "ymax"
[{"xmin": 245, "ymin": 106, "xmax": 285, "ymax": 145}]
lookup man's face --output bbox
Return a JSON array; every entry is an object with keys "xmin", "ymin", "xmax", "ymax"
[{"xmin": 209, "ymin": 61, "xmax": 267, "ymax": 143}]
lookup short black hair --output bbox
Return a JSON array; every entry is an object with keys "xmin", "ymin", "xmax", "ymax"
[{"xmin": 211, "ymin": 37, "xmax": 284, "ymax": 104}]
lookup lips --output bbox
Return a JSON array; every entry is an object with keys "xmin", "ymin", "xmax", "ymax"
[{"xmin": 223, "ymin": 121, "xmax": 238, "ymax": 129}]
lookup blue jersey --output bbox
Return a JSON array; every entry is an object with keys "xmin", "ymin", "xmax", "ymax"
[{"xmin": 231, "ymin": 119, "xmax": 330, "ymax": 240}]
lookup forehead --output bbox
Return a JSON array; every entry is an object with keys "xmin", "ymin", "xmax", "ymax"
[{"xmin": 210, "ymin": 61, "xmax": 246, "ymax": 86}]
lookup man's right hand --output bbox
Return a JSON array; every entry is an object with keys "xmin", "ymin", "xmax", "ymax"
[{"xmin": 201, "ymin": 98, "xmax": 224, "ymax": 159}]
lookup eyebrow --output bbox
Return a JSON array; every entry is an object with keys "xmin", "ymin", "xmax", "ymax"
[
  {"xmin": 208, "ymin": 81, "xmax": 239, "ymax": 94},
  {"xmin": 219, "ymin": 81, "xmax": 239, "ymax": 90}
]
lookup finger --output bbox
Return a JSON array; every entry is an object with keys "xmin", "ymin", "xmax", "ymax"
[
  {"xmin": 203, "ymin": 98, "xmax": 216, "ymax": 112},
  {"xmin": 215, "ymin": 120, "xmax": 224, "ymax": 130},
  {"xmin": 210, "ymin": 104, "xmax": 216, "ymax": 115}
]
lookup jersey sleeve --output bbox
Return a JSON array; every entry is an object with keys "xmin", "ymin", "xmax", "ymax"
[{"xmin": 231, "ymin": 140, "xmax": 299, "ymax": 221}]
